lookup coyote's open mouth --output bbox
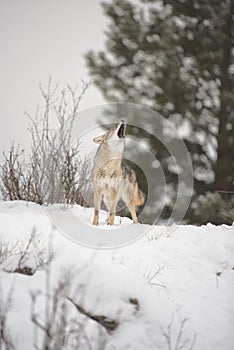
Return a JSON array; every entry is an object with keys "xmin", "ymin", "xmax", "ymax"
[{"xmin": 117, "ymin": 121, "xmax": 125, "ymax": 138}]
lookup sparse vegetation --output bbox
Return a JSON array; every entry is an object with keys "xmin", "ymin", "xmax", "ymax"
[
  {"xmin": 0, "ymin": 281, "xmax": 16, "ymax": 350},
  {"xmin": 162, "ymin": 314, "xmax": 196, "ymax": 350},
  {"xmin": 0, "ymin": 79, "xmax": 92, "ymax": 207},
  {"xmin": 0, "ymin": 229, "xmax": 52, "ymax": 275}
]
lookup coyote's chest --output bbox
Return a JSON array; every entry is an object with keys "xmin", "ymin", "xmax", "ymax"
[{"xmin": 94, "ymin": 163, "xmax": 122, "ymax": 191}]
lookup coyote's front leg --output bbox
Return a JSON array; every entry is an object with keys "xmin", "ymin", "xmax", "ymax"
[
  {"xmin": 93, "ymin": 189, "xmax": 102, "ymax": 225},
  {"xmin": 106, "ymin": 190, "xmax": 119, "ymax": 226}
]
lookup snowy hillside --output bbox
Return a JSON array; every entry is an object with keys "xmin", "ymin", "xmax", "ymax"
[{"xmin": 0, "ymin": 201, "xmax": 233, "ymax": 350}]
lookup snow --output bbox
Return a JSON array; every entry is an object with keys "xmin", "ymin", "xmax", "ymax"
[{"xmin": 0, "ymin": 200, "xmax": 234, "ymax": 350}]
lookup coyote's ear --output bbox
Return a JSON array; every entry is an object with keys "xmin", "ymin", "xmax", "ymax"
[{"xmin": 93, "ymin": 135, "xmax": 104, "ymax": 144}]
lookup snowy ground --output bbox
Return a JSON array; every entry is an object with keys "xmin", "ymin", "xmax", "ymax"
[{"xmin": 0, "ymin": 201, "xmax": 234, "ymax": 350}]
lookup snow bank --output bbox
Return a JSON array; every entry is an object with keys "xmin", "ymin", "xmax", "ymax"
[{"xmin": 0, "ymin": 201, "xmax": 233, "ymax": 350}]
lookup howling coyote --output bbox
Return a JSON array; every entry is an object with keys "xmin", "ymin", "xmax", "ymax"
[{"xmin": 92, "ymin": 120, "xmax": 144, "ymax": 226}]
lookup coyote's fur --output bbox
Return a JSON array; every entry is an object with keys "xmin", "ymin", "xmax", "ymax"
[{"xmin": 92, "ymin": 120, "xmax": 144, "ymax": 225}]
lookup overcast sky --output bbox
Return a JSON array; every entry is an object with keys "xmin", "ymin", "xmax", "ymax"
[{"xmin": 0, "ymin": 0, "xmax": 106, "ymax": 156}]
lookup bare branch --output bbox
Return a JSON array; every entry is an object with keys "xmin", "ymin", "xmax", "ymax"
[{"xmin": 0, "ymin": 79, "xmax": 92, "ymax": 206}]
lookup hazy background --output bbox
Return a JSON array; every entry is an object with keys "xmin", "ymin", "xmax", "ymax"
[{"xmin": 0, "ymin": 0, "xmax": 105, "ymax": 156}]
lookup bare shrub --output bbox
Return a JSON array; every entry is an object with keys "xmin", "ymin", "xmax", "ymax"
[
  {"xmin": 0, "ymin": 145, "xmax": 28, "ymax": 202},
  {"xmin": 13, "ymin": 230, "xmax": 52, "ymax": 275},
  {"xmin": 30, "ymin": 268, "xmax": 109, "ymax": 350},
  {"xmin": 162, "ymin": 313, "xmax": 196, "ymax": 350},
  {"xmin": 0, "ymin": 78, "xmax": 92, "ymax": 206},
  {"xmin": 0, "ymin": 281, "xmax": 16, "ymax": 350},
  {"xmin": 0, "ymin": 239, "xmax": 17, "ymax": 266},
  {"xmin": 1, "ymin": 230, "xmax": 52, "ymax": 276},
  {"xmin": 144, "ymin": 264, "xmax": 166, "ymax": 289}
]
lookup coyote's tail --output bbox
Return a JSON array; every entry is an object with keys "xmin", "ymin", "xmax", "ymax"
[{"xmin": 134, "ymin": 183, "xmax": 145, "ymax": 206}]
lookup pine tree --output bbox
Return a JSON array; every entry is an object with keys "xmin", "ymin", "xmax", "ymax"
[{"xmin": 86, "ymin": 0, "xmax": 234, "ymax": 223}]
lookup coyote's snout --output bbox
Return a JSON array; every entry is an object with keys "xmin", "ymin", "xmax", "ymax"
[{"xmin": 92, "ymin": 120, "xmax": 144, "ymax": 226}]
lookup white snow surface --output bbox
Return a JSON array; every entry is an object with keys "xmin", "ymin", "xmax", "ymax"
[{"xmin": 0, "ymin": 201, "xmax": 234, "ymax": 350}]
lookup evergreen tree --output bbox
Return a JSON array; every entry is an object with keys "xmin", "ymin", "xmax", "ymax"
[{"xmin": 86, "ymin": 0, "xmax": 234, "ymax": 223}]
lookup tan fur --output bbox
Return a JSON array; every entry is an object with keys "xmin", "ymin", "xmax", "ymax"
[{"xmin": 92, "ymin": 121, "xmax": 144, "ymax": 226}]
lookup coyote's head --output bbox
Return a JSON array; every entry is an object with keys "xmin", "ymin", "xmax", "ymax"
[
  {"xmin": 93, "ymin": 120, "xmax": 126, "ymax": 163},
  {"xmin": 93, "ymin": 120, "xmax": 126, "ymax": 144}
]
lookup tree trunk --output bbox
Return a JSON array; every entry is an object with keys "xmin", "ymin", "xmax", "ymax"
[{"xmin": 214, "ymin": 4, "xmax": 233, "ymax": 191}]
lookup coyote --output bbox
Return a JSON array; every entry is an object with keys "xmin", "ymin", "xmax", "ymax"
[{"xmin": 92, "ymin": 120, "xmax": 144, "ymax": 225}]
